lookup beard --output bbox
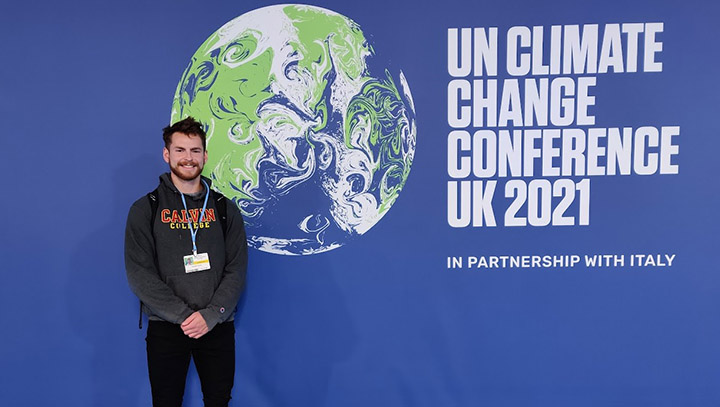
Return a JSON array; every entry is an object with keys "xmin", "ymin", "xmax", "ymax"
[{"xmin": 170, "ymin": 159, "xmax": 203, "ymax": 181}]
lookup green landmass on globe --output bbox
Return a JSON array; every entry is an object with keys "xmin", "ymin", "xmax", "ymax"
[{"xmin": 171, "ymin": 4, "xmax": 416, "ymax": 255}]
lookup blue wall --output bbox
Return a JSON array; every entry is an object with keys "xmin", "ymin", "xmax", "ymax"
[{"xmin": 2, "ymin": 0, "xmax": 719, "ymax": 406}]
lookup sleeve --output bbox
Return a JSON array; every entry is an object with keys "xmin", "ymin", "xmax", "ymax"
[
  {"xmin": 124, "ymin": 198, "xmax": 194, "ymax": 324},
  {"xmin": 198, "ymin": 200, "xmax": 248, "ymax": 331}
]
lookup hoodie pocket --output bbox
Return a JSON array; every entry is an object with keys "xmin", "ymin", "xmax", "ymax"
[{"xmin": 166, "ymin": 271, "xmax": 217, "ymax": 310}]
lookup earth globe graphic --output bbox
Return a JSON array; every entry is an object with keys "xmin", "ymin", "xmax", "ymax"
[{"xmin": 171, "ymin": 4, "xmax": 416, "ymax": 255}]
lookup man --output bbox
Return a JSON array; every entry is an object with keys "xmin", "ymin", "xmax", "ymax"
[{"xmin": 125, "ymin": 117, "xmax": 247, "ymax": 407}]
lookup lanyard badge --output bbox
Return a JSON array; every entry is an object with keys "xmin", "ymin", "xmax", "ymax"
[{"xmin": 180, "ymin": 180, "xmax": 211, "ymax": 273}]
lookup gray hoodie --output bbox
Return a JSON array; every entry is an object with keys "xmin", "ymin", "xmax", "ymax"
[{"xmin": 124, "ymin": 173, "xmax": 247, "ymax": 331}]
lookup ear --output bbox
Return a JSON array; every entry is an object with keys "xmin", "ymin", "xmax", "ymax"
[
  {"xmin": 163, "ymin": 147, "xmax": 170, "ymax": 164},
  {"xmin": 203, "ymin": 150, "xmax": 208, "ymax": 164}
]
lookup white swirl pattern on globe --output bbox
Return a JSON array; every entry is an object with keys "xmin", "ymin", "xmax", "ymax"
[{"xmin": 172, "ymin": 5, "xmax": 416, "ymax": 255}]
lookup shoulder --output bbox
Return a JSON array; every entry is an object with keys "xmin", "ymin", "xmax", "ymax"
[
  {"xmin": 211, "ymin": 191, "xmax": 245, "ymax": 228},
  {"xmin": 127, "ymin": 193, "xmax": 155, "ymax": 224},
  {"xmin": 130, "ymin": 193, "xmax": 153, "ymax": 211},
  {"xmin": 212, "ymin": 191, "xmax": 241, "ymax": 215}
]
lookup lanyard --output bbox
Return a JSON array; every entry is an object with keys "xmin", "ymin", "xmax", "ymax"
[{"xmin": 179, "ymin": 179, "xmax": 210, "ymax": 255}]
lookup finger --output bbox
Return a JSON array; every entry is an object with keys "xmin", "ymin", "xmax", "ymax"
[
  {"xmin": 182, "ymin": 323, "xmax": 198, "ymax": 335},
  {"xmin": 188, "ymin": 325, "xmax": 207, "ymax": 338},
  {"xmin": 182, "ymin": 314, "xmax": 197, "ymax": 326}
]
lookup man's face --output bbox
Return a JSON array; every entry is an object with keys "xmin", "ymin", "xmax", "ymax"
[{"xmin": 163, "ymin": 132, "xmax": 208, "ymax": 182}]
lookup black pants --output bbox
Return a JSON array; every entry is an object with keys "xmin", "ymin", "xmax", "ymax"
[{"xmin": 146, "ymin": 320, "xmax": 235, "ymax": 407}]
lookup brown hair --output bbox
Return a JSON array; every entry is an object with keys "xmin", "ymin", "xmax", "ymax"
[{"xmin": 162, "ymin": 117, "xmax": 207, "ymax": 150}]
